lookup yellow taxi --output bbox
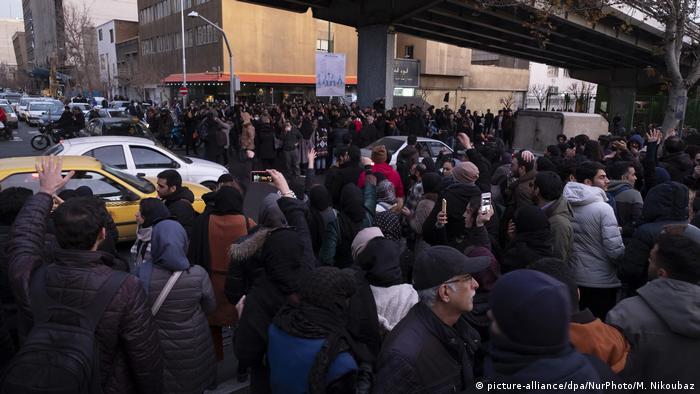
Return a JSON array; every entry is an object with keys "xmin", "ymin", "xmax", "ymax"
[{"xmin": 0, "ymin": 156, "xmax": 209, "ymax": 241}]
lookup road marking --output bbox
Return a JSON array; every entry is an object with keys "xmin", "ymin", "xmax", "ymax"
[
  {"xmin": 27, "ymin": 130, "xmax": 39, "ymax": 135},
  {"xmin": 11, "ymin": 137, "xmax": 23, "ymax": 141}
]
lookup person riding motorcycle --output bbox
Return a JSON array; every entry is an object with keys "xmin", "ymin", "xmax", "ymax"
[{"xmin": 54, "ymin": 106, "xmax": 75, "ymax": 138}]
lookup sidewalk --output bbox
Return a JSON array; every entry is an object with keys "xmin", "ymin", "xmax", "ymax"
[{"xmin": 205, "ymin": 327, "xmax": 250, "ymax": 394}]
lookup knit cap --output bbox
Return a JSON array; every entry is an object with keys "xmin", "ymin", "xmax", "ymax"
[
  {"xmin": 451, "ymin": 161, "xmax": 479, "ymax": 184},
  {"xmin": 371, "ymin": 145, "xmax": 388, "ymax": 164}
]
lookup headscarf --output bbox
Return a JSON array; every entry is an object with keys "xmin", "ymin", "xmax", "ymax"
[
  {"xmin": 209, "ymin": 185, "xmax": 244, "ymax": 215},
  {"xmin": 139, "ymin": 197, "xmax": 171, "ymax": 228},
  {"xmin": 376, "ymin": 179, "xmax": 397, "ymax": 205},
  {"xmin": 137, "ymin": 219, "xmax": 191, "ymax": 293},
  {"xmin": 309, "ymin": 184, "xmax": 333, "ymax": 253},
  {"xmin": 421, "ymin": 172, "xmax": 442, "ymax": 195},
  {"xmin": 355, "ymin": 237, "xmax": 402, "ymax": 287},
  {"xmin": 351, "ymin": 227, "xmax": 384, "ymax": 262}
]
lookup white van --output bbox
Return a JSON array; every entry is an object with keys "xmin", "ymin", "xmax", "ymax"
[{"xmin": 513, "ymin": 110, "xmax": 609, "ymax": 153}]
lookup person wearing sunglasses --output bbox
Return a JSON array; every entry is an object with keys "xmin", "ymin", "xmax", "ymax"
[{"xmin": 373, "ymin": 245, "xmax": 489, "ymax": 393}]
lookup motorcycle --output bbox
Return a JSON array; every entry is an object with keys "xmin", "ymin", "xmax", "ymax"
[
  {"xmin": 31, "ymin": 123, "xmax": 66, "ymax": 150},
  {"xmin": 0, "ymin": 121, "xmax": 11, "ymax": 141}
]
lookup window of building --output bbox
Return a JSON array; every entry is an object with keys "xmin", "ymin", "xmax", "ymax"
[
  {"xmin": 316, "ymin": 39, "xmax": 330, "ymax": 52},
  {"xmin": 548, "ymin": 86, "xmax": 559, "ymax": 94},
  {"xmin": 185, "ymin": 29, "xmax": 193, "ymax": 47},
  {"xmin": 109, "ymin": 29, "xmax": 114, "ymax": 43},
  {"xmin": 563, "ymin": 69, "xmax": 570, "ymax": 78},
  {"xmin": 547, "ymin": 65, "xmax": 559, "ymax": 78},
  {"xmin": 404, "ymin": 45, "xmax": 414, "ymax": 59},
  {"xmin": 100, "ymin": 54, "xmax": 106, "ymax": 70},
  {"xmin": 98, "ymin": 29, "xmax": 102, "ymax": 41},
  {"xmin": 174, "ymin": 32, "xmax": 181, "ymax": 49}
]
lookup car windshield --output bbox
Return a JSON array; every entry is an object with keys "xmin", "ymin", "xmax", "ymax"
[
  {"xmin": 102, "ymin": 121, "xmax": 148, "ymax": 137},
  {"xmin": 48, "ymin": 104, "xmax": 64, "ymax": 114},
  {"xmin": 102, "ymin": 163, "xmax": 156, "ymax": 194},
  {"xmin": 1, "ymin": 105, "xmax": 13, "ymax": 114},
  {"xmin": 365, "ymin": 137, "xmax": 404, "ymax": 153},
  {"xmin": 29, "ymin": 103, "xmax": 53, "ymax": 111}
]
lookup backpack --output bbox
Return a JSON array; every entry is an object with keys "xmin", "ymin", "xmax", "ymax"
[{"xmin": 1, "ymin": 265, "xmax": 128, "ymax": 394}]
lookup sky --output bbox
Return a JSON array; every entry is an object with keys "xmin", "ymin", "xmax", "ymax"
[{"xmin": 0, "ymin": 0, "xmax": 23, "ymax": 19}]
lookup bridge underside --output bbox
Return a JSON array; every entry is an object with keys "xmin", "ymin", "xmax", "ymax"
[{"xmin": 242, "ymin": 0, "xmax": 664, "ymax": 70}]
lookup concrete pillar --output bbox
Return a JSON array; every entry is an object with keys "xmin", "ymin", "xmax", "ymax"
[
  {"xmin": 608, "ymin": 86, "xmax": 636, "ymax": 133},
  {"xmin": 357, "ymin": 25, "xmax": 395, "ymax": 109}
]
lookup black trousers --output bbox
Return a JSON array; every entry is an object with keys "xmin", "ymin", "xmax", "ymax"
[{"xmin": 578, "ymin": 286, "xmax": 620, "ymax": 319}]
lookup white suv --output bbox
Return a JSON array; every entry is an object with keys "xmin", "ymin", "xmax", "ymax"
[{"xmin": 45, "ymin": 136, "xmax": 228, "ymax": 189}]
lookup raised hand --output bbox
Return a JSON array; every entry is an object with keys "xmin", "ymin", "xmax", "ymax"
[{"xmin": 36, "ymin": 156, "xmax": 74, "ymax": 196}]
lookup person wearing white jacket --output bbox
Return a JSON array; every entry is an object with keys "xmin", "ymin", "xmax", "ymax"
[{"xmin": 563, "ymin": 161, "xmax": 625, "ymax": 319}]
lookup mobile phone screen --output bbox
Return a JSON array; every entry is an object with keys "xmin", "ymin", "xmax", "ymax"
[
  {"xmin": 251, "ymin": 171, "xmax": 272, "ymax": 183},
  {"xmin": 480, "ymin": 193, "xmax": 492, "ymax": 213}
]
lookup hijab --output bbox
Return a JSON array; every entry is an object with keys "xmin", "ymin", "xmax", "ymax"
[{"xmin": 137, "ymin": 219, "xmax": 191, "ymax": 293}]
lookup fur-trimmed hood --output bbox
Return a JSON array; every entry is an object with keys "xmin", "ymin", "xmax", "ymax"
[{"xmin": 229, "ymin": 227, "xmax": 272, "ymax": 263}]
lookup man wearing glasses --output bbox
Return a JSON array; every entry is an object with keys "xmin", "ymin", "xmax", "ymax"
[{"xmin": 373, "ymin": 245, "xmax": 489, "ymax": 393}]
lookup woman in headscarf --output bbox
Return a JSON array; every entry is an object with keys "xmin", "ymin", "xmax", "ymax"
[
  {"xmin": 267, "ymin": 267, "xmax": 366, "ymax": 394},
  {"xmin": 136, "ymin": 219, "xmax": 217, "ymax": 394},
  {"xmin": 130, "ymin": 197, "xmax": 171, "ymax": 272},
  {"xmin": 189, "ymin": 185, "xmax": 255, "ymax": 360},
  {"xmin": 319, "ymin": 180, "xmax": 376, "ymax": 268},
  {"xmin": 501, "ymin": 205, "xmax": 553, "ymax": 273}
]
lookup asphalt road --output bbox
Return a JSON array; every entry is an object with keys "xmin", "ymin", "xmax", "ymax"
[{"xmin": 0, "ymin": 120, "xmax": 47, "ymax": 158}]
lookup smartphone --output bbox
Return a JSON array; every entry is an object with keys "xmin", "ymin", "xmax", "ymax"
[
  {"xmin": 441, "ymin": 198, "xmax": 447, "ymax": 214},
  {"xmin": 250, "ymin": 171, "xmax": 273, "ymax": 183},
  {"xmin": 480, "ymin": 192, "xmax": 492, "ymax": 214}
]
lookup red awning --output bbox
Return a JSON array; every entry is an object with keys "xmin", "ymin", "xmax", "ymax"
[{"xmin": 162, "ymin": 72, "xmax": 357, "ymax": 85}]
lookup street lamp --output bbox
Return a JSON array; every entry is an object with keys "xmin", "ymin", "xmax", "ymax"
[{"xmin": 188, "ymin": 11, "xmax": 235, "ymax": 104}]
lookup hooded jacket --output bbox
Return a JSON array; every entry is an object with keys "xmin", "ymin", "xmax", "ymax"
[
  {"xmin": 620, "ymin": 182, "xmax": 690, "ymax": 292},
  {"xmin": 606, "ymin": 180, "xmax": 643, "ymax": 230},
  {"xmin": 136, "ymin": 220, "xmax": 217, "ymax": 394},
  {"xmin": 659, "ymin": 151, "xmax": 693, "ymax": 183},
  {"xmin": 607, "ymin": 278, "xmax": 700, "ymax": 387},
  {"xmin": 542, "ymin": 195, "xmax": 574, "ymax": 262},
  {"xmin": 7, "ymin": 193, "xmax": 163, "ymax": 394},
  {"xmin": 163, "ymin": 186, "xmax": 197, "ymax": 238},
  {"xmin": 563, "ymin": 182, "xmax": 624, "ymax": 288}
]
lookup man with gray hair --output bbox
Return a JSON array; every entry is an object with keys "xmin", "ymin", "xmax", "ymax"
[{"xmin": 373, "ymin": 245, "xmax": 489, "ymax": 393}]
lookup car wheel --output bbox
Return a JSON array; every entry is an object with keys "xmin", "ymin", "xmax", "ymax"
[
  {"xmin": 201, "ymin": 181, "xmax": 217, "ymax": 190},
  {"xmin": 30, "ymin": 135, "xmax": 50, "ymax": 150}
]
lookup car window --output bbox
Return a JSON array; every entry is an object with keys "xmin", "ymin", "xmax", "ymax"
[
  {"xmin": 428, "ymin": 142, "xmax": 448, "ymax": 157},
  {"xmin": 63, "ymin": 171, "xmax": 129, "ymax": 201},
  {"xmin": 28, "ymin": 103, "xmax": 52, "ymax": 111},
  {"xmin": 102, "ymin": 164, "xmax": 155, "ymax": 194},
  {"xmin": 0, "ymin": 171, "xmax": 129, "ymax": 201},
  {"xmin": 130, "ymin": 146, "xmax": 178, "ymax": 169},
  {"xmin": 103, "ymin": 122, "xmax": 145, "ymax": 137},
  {"xmin": 1, "ymin": 105, "xmax": 14, "ymax": 114},
  {"xmin": 44, "ymin": 143, "xmax": 65, "ymax": 156},
  {"xmin": 84, "ymin": 145, "xmax": 127, "ymax": 169}
]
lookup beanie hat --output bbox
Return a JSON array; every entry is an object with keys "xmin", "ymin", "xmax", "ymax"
[
  {"xmin": 451, "ymin": 161, "xmax": 479, "ymax": 184},
  {"xmin": 351, "ymin": 227, "xmax": 384, "ymax": 262},
  {"xmin": 514, "ymin": 205, "xmax": 550, "ymax": 233},
  {"xmin": 629, "ymin": 134, "xmax": 644, "ymax": 149},
  {"xmin": 655, "ymin": 167, "xmax": 671, "ymax": 184},
  {"xmin": 371, "ymin": 145, "xmax": 388, "ymax": 164},
  {"xmin": 490, "ymin": 269, "xmax": 571, "ymax": 350}
]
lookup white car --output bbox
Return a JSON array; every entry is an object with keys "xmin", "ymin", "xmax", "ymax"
[
  {"xmin": 16, "ymin": 97, "xmax": 45, "ymax": 122},
  {"xmin": 68, "ymin": 102, "xmax": 92, "ymax": 116},
  {"xmin": 45, "ymin": 136, "xmax": 228, "ymax": 189},
  {"xmin": 26, "ymin": 100, "xmax": 63, "ymax": 126},
  {"xmin": 361, "ymin": 136, "xmax": 454, "ymax": 167}
]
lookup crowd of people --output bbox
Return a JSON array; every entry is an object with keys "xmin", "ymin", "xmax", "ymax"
[{"xmin": 0, "ymin": 96, "xmax": 699, "ymax": 394}]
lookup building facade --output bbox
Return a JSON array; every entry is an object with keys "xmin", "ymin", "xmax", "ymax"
[
  {"xmin": 394, "ymin": 36, "xmax": 530, "ymax": 113},
  {"xmin": 526, "ymin": 62, "xmax": 597, "ymax": 113},
  {"xmin": 96, "ymin": 19, "xmax": 139, "ymax": 99},
  {"xmin": 137, "ymin": 0, "xmax": 358, "ymax": 103},
  {"xmin": 12, "ymin": 31, "xmax": 27, "ymax": 70},
  {"xmin": 0, "ymin": 19, "xmax": 24, "ymax": 66},
  {"xmin": 115, "ymin": 36, "xmax": 140, "ymax": 99},
  {"xmin": 22, "ymin": 0, "xmax": 66, "ymax": 70}
]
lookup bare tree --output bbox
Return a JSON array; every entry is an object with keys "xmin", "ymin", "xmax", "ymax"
[
  {"xmin": 63, "ymin": 2, "xmax": 100, "ymax": 95},
  {"xmin": 568, "ymin": 82, "xmax": 596, "ymax": 112},
  {"xmin": 500, "ymin": 93, "xmax": 516, "ymax": 109},
  {"xmin": 528, "ymin": 84, "xmax": 548, "ymax": 110}
]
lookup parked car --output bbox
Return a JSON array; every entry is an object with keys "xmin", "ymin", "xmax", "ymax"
[
  {"xmin": 26, "ymin": 100, "xmax": 63, "ymax": 126},
  {"xmin": 361, "ymin": 136, "xmax": 453, "ymax": 167},
  {"xmin": 45, "ymin": 136, "xmax": 228, "ymax": 190},
  {"xmin": 16, "ymin": 97, "xmax": 46, "ymax": 122},
  {"xmin": 83, "ymin": 117, "xmax": 155, "ymax": 141},
  {"xmin": 68, "ymin": 102, "xmax": 92, "ymax": 116},
  {"xmin": 0, "ymin": 104, "xmax": 19, "ymax": 129},
  {"xmin": 0, "ymin": 92, "xmax": 23, "ymax": 106},
  {"xmin": 0, "ymin": 155, "xmax": 209, "ymax": 241}
]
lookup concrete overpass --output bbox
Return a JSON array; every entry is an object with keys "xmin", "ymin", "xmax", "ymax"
[{"xmin": 242, "ymin": 0, "xmax": 670, "ymax": 126}]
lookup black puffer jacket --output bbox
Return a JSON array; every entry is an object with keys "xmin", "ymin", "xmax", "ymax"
[
  {"xmin": 7, "ymin": 193, "xmax": 163, "ymax": 394},
  {"xmin": 620, "ymin": 182, "xmax": 690, "ymax": 293},
  {"xmin": 659, "ymin": 152, "xmax": 693, "ymax": 183}
]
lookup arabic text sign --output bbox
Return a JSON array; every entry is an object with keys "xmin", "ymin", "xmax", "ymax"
[
  {"xmin": 316, "ymin": 53, "xmax": 346, "ymax": 97},
  {"xmin": 393, "ymin": 59, "xmax": 420, "ymax": 88}
]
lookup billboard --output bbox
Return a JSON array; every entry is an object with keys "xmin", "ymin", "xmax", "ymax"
[
  {"xmin": 393, "ymin": 59, "xmax": 420, "ymax": 88},
  {"xmin": 316, "ymin": 52, "xmax": 346, "ymax": 97}
]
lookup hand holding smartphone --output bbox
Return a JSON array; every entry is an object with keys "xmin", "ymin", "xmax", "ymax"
[{"xmin": 250, "ymin": 171, "xmax": 273, "ymax": 183}]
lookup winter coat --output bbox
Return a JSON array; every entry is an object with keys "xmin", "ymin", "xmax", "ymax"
[
  {"xmin": 570, "ymin": 308, "xmax": 629, "ymax": 374},
  {"xmin": 543, "ymin": 196, "xmax": 574, "ymax": 262},
  {"xmin": 659, "ymin": 152, "xmax": 693, "ymax": 183},
  {"xmin": 501, "ymin": 230, "xmax": 553, "ymax": 273},
  {"xmin": 231, "ymin": 198, "xmax": 313, "ymax": 370},
  {"xmin": 358, "ymin": 163, "xmax": 405, "ymax": 198},
  {"xmin": 619, "ymin": 182, "xmax": 691, "ymax": 292},
  {"xmin": 373, "ymin": 302, "xmax": 481, "ymax": 394},
  {"xmin": 162, "ymin": 187, "xmax": 197, "ymax": 238},
  {"xmin": 255, "ymin": 123, "xmax": 278, "ymax": 160},
  {"xmin": 607, "ymin": 180, "xmax": 643, "ymax": 231},
  {"xmin": 319, "ymin": 183, "xmax": 376, "ymax": 267},
  {"xmin": 7, "ymin": 193, "xmax": 163, "ymax": 394},
  {"xmin": 324, "ymin": 162, "xmax": 363, "ymax": 209},
  {"xmin": 240, "ymin": 122, "xmax": 255, "ymax": 151},
  {"xmin": 505, "ymin": 170, "xmax": 536, "ymax": 220},
  {"xmin": 607, "ymin": 278, "xmax": 700, "ymax": 388},
  {"xmin": 137, "ymin": 220, "xmax": 217, "ymax": 394},
  {"xmin": 563, "ymin": 182, "xmax": 624, "ymax": 288}
]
